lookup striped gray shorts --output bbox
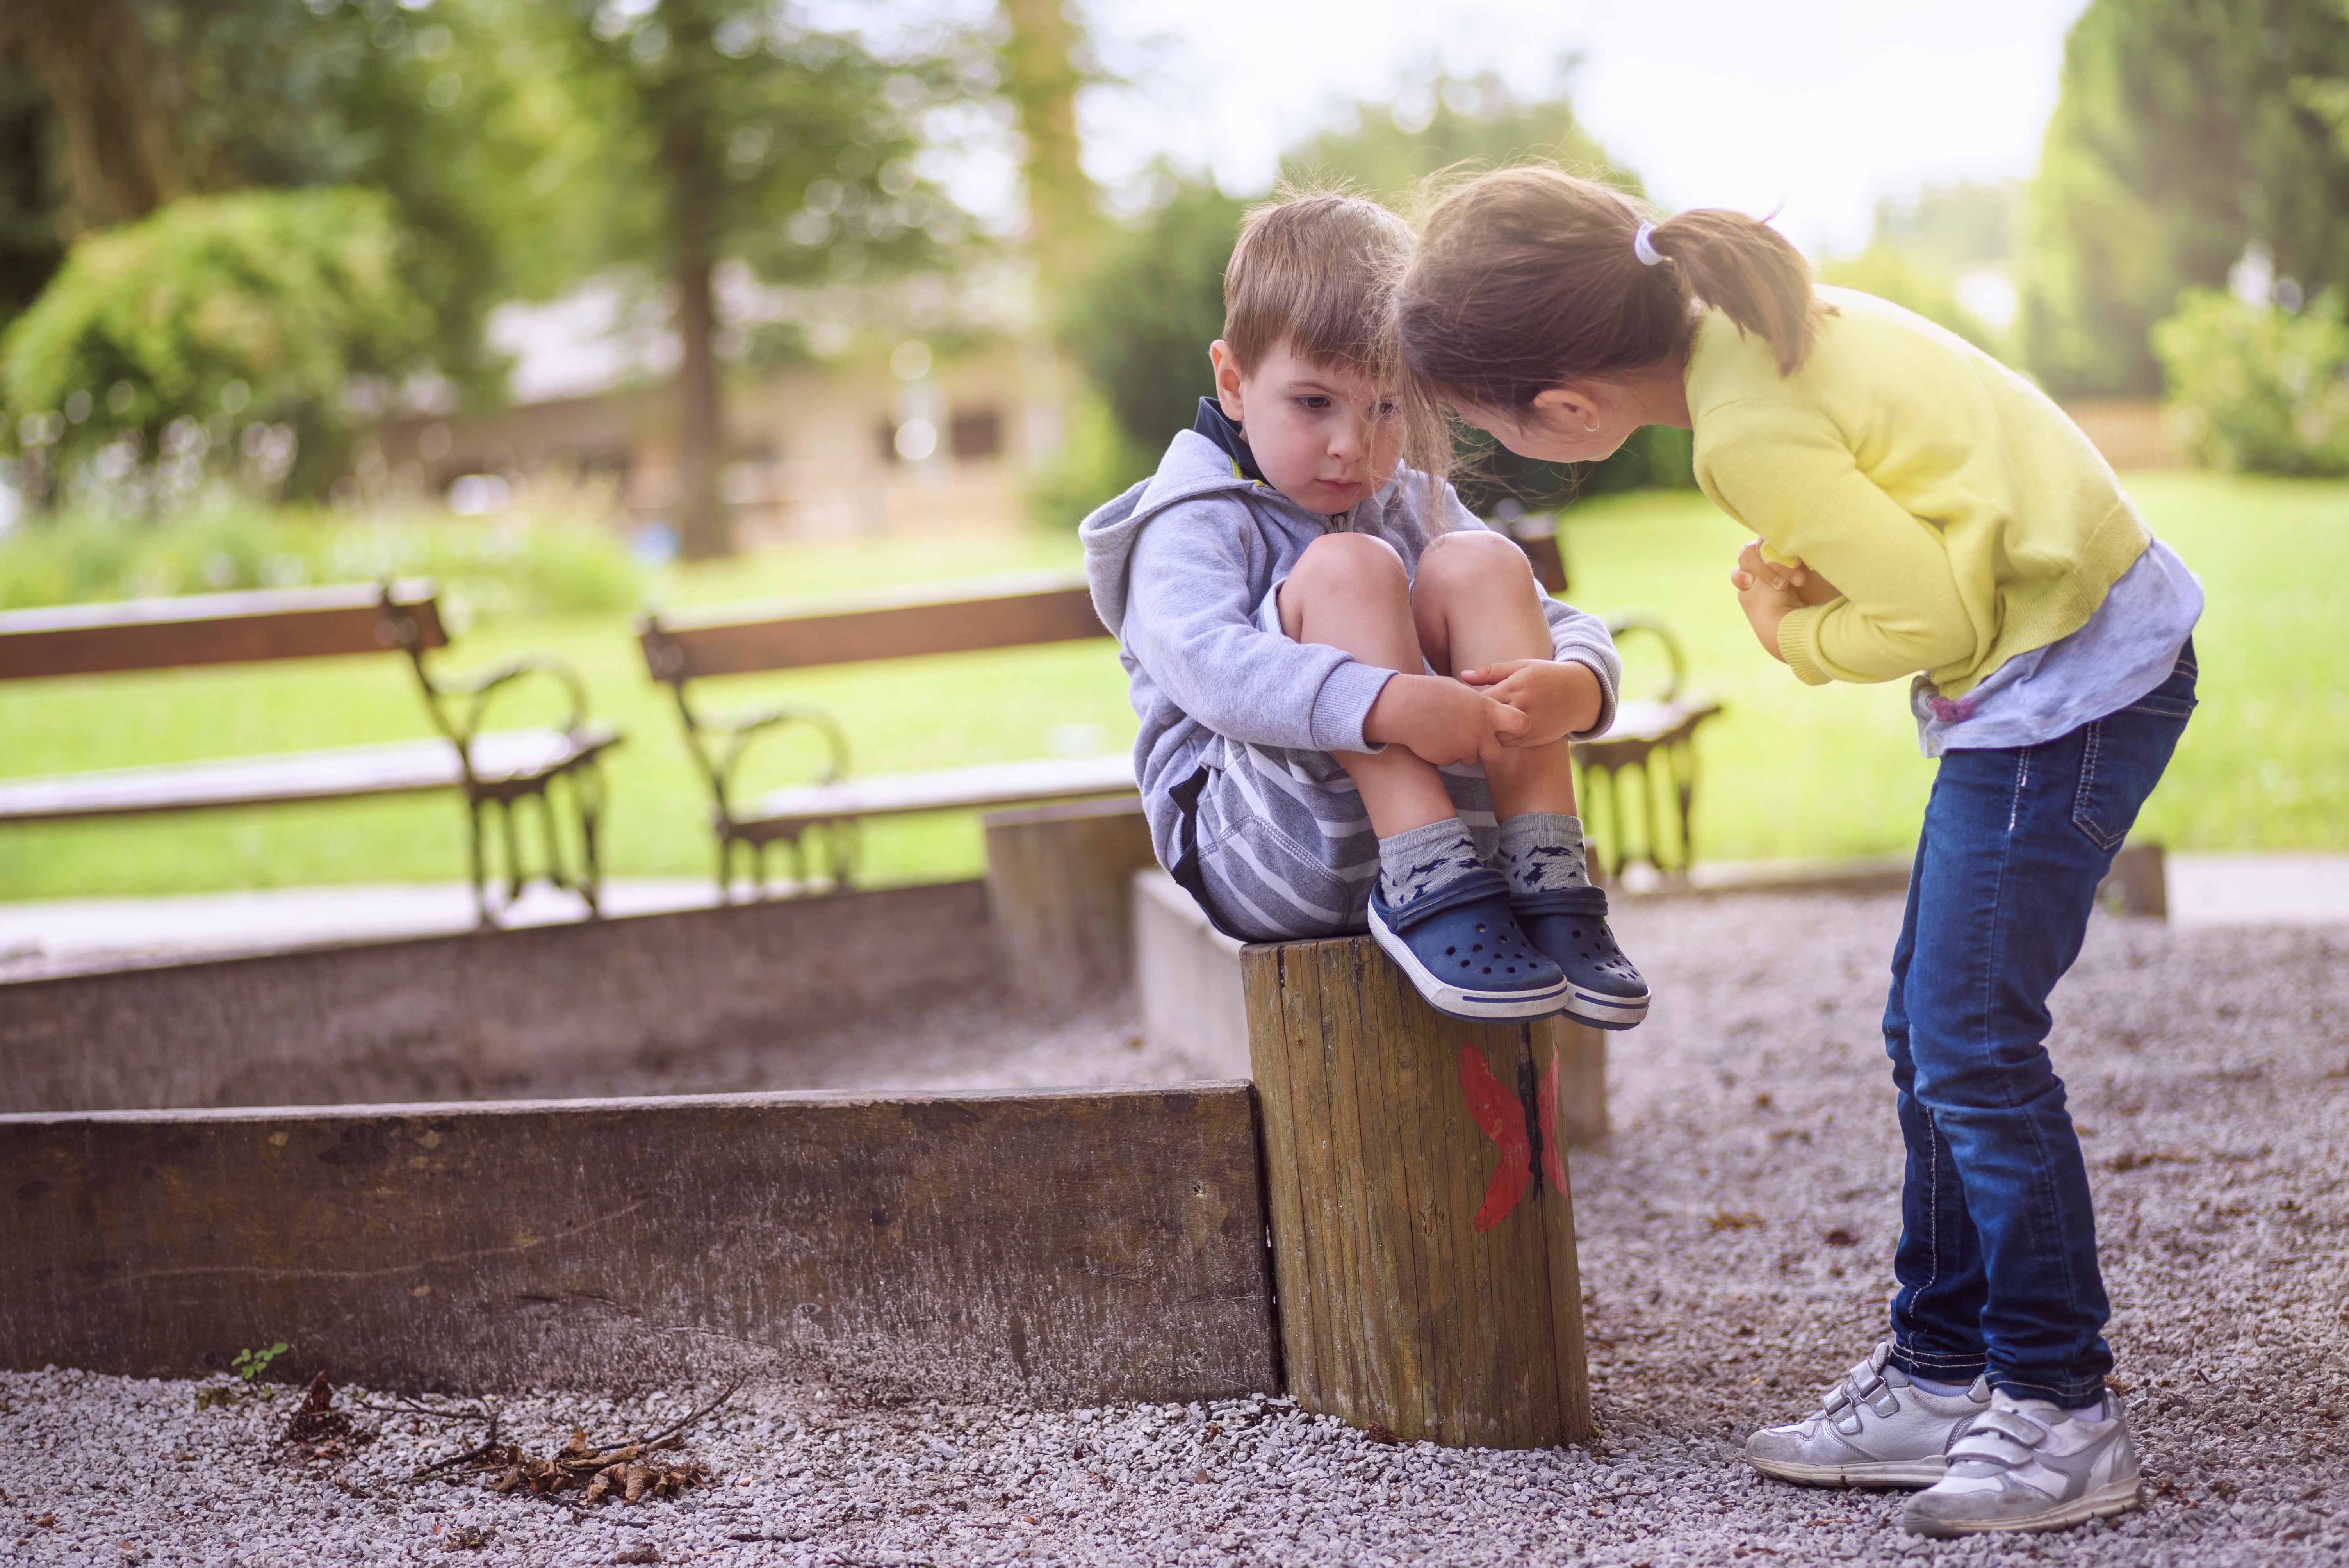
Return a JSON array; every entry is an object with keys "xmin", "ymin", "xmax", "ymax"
[{"xmin": 1171, "ymin": 580, "xmax": 1497, "ymax": 943}]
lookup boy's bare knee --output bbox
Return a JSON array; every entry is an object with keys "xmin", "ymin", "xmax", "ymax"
[
  {"xmin": 1286, "ymin": 532, "xmax": 1408, "ymax": 599},
  {"xmin": 1416, "ymin": 528, "xmax": 1533, "ymax": 598},
  {"xmin": 1280, "ymin": 533, "xmax": 1410, "ymax": 638}
]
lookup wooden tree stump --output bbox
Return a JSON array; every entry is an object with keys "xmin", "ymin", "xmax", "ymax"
[
  {"xmin": 984, "ymin": 797, "xmax": 1157, "ymax": 1001},
  {"xmin": 1243, "ymin": 934, "xmax": 1597, "ymax": 1449}
]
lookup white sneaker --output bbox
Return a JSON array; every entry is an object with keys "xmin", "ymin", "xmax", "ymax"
[
  {"xmin": 1901, "ymin": 1388, "xmax": 2143, "ymax": 1536},
  {"xmin": 1745, "ymin": 1342, "xmax": 1993, "ymax": 1488}
]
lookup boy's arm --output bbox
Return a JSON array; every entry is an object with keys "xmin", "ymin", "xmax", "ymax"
[{"xmin": 1121, "ymin": 504, "xmax": 1395, "ymax": 754}]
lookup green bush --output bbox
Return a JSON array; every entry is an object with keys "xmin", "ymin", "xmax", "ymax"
[
  {"xmin": 0, "ymin": 493, "xmax": 644, "ymax": 625},
  {"xmin": 2152, "ymin": 289, "xmax": 2349, "ymax": 477},
  {"xmin": 1, "ymin": 188, "xmax": 437, "ymax": 501}
]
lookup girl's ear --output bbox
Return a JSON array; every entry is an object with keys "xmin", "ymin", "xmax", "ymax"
[
  {"xmin": 1528, "ymin": 385, "xmax": 1599, "ymax": 435},
  {"xmin": 1209, "ymin": 340, "xmax": 1247, "ymax": 422}
]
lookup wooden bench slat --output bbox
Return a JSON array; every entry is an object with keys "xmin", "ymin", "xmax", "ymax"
[
  {"xmin": 0, "ymin": 581, "xmax": 448, "ymax": 681},
  {"xmin": 645, "ymin": 572, "xmax": 1105, "ymax": 678},
  {"xmin": 745, "ymin": 752, "xmax": 1135, "ymax": 831},
  {"xmin": 0, "ymin": 727, "xmax": 618, "ymax": 824},
  {"xmin": 1593, "ymin": 695, "xmax": 1722, "ymax": 748}
]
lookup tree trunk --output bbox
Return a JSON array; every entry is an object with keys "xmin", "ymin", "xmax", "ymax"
[
  {"xmin": 665, "ymin": 123, "xmax": 729, "ymax": 561},
  {"xmin": 2, "ymin": 0, "xmax": 179, "ymax": 235}
]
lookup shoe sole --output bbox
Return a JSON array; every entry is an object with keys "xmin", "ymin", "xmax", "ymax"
[
  {"xmin": 1369, "ymin": 903, "xmax": 1571, "ymax": 1023},
  {"xmin": 1565, "ymin": 986, "xmax": 1650, "ymax": 1031},
  {"xmin": 1747, "ymin": 1454, "xmax": 1949, "ymax": 1490},
  {"xmin": 1903, "ymin": 1477, "xmax": 2145, "ymax": 1537}
]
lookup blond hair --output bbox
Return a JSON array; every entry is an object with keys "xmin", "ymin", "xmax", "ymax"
[{"xmin": 1221, "ymin": 185, "xmax": 1413, "ymax": 374}]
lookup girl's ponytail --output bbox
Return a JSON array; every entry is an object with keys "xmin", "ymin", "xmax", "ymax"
[
  {"xmin": 1643, "ymin": 208, "xmax": 1822, "ymax": 376},
  {"xmin": 1394, "ymin": 165, "xmax": 1827, "ymax": 453}
]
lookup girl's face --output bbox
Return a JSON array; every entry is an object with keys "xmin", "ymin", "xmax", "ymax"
[
  {"xmin": 1210, "ymin": 338, "xmax": 1402, "ymax": 516},
  {"xmin": 1455, "ymin": 388, "xmax": 1635, "ymax": 465}
]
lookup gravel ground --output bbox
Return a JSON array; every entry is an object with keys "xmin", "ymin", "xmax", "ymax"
[{"xmin": 5, "ymin": 893, "xmax": 2344, "ymax": 1566}]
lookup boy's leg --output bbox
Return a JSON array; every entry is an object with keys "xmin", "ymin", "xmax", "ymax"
[
  {"xmin": 1412, "ymin": 529, "xmax": 1645, "ymax": 1028},
  {"xmin": 1411, "ymin": 530, "xmax": 1574, "ymax": 819},
  {"xmin": 1276, "ymin": 531, "xmax": 1456, "ymax": 835},
  {"xmin": 1278, "ymin": 531, "xmax": 1566, "ymax": 1022}
]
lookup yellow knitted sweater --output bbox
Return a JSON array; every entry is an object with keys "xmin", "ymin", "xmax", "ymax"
[{"xmin": 1686, "ymin": 287, "xmax": 2149, "ymax": 695}]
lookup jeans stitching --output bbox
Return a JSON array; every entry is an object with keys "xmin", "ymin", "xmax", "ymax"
[
  {"xmin": 2010, "ymin": 748, "xmax": 2094, "ymax": 1385},
  {"xmin": 1989, "ymin": 748, "xmax": 2093, "ymax": 1387},
  {"xmin": 2072, "ymin": 719, "xmax": 2132, "ymax": 852}
]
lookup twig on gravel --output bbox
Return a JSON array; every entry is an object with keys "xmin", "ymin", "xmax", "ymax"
[
  {"xmin": 408, "ymin": 1405, "xmax": 501, "ymax": 1481},
  {"xmin": 639, "ymin": 1377, "xmax": 748, "ymax": 1448},
  {"xmin": 361, "ymin": 1395, "xmax": 491, "ymax": 1425}
]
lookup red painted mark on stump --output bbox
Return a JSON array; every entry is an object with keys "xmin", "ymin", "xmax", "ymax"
[{"xmin": 1458, "ymin": 1044, "xmax": 1567, "ymax": 1231}]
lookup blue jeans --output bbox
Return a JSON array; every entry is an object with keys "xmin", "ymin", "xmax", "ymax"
[{"xmin": 1884, "ymin": 639, "xmax": 2198, "ymax": 1406}]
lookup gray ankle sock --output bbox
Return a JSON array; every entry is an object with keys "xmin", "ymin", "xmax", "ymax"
[
  {"xmin": 1497, "ymin": 813, "xmax": 1592, "ymax": 896},
  {"xmin": 1377, "ymin": 818, "xmax": 1485, "ymax": 909},
  {"xmin": 1908, "ymin": 1373, "xmax": 1972, "ymax": 1398}
]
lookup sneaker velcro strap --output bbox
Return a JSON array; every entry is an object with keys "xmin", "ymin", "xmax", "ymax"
[
  {"xmin": 1965, "ymin": 1409, "xmax": 2046, "ymax": 1449},
  {"xmin": 1384, "ymin": 866, "xmax": 1515, "ymax": 933},
  {"xmin": 1511, "ymin": 884, "xmax": 1610, "ymax": 919}
]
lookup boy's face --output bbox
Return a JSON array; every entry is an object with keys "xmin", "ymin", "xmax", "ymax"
[{"xmin": 1209, "ymin": 337, "xmax": 1401, "ymax": 516}]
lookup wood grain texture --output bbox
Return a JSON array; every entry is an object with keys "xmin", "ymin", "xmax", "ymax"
[
  {"xmin": 1242, "ymin": 935, "xmax": 1593, "ymax": 1449},
  {"xmin": 641, "ymin": 573, "xmax": 1104, "ymax": 679},
  {"xmin": 0, "ymin": 581, "xmax": 446, "ymax": 681},
  {"xmin": 0, "ymin": 882, "xmax": 1002, "ymax": 1115},
  {"xmin": 0, "ymin": 1084, "xmax": 1277, "ymax": 1405},
  {"xmin": 983, "ymin": 798, "xmax": 1159, "ymax": 1001}
]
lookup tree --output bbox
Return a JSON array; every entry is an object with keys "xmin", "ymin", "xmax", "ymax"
[
  {"xmin": 0, "ymin": 0, "xmax": 616, "ymax": 481},
  {"xmin": 549, "ymin": 0, "xmax": 966, "ymax": 558},
  {"xmin": 2020, "ymin": 0, "xmax": 2349, "ymax": 396},
  {"xmin": 1, "ymin": 188, "xmax": 437, "ymax": 503},
  {"xmin": 1280, "ymin": 68, "xmax": 1627, "ymax": 209},
  {"xmin": 999, "ymin": 0, "xmax": 1101, "ymax": 282}
]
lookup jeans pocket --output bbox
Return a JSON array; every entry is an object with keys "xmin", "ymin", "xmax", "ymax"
[{"xmin": 2071, "ymin": 706, "xmax": 2192, "ymax": 851}]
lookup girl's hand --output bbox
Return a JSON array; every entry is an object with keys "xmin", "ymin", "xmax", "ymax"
[
  {"xmin": 1364, "ymin": 673, "xmax": 1529, "ymax": 768},
  {"xmin": 1732, "ymin": 540, "xmax": 1841, "ymax": 605},
  {"xmin": 1456, "ymin": 658, "xmax": 1603, "ymax": 747},
  {"xmin": 1733, "ymin": 566, "xmax": 1805, "ymax": 663}
]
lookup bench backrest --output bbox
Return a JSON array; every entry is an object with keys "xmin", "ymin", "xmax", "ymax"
[
  {"xmin": 638, "ymin": 570, "xmax": 1105, "ymax": 683},
  {"xmin": 0, "ymin": 580, "xmax": 448, "ymax": 683}
]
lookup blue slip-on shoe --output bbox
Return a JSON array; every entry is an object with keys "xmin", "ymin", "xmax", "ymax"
[
  {"xmin": 1368, "ymin": 867, "xmax": 1570, "ymax": 1023},
  {"xmin": 1511, "ymin": 885, "xmax": 1651, "ymax": 1031}
]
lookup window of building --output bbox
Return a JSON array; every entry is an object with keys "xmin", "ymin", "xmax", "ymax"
[{"xmin": 949, "ymin": 408, "xmax": 1004, "ymax": 461}]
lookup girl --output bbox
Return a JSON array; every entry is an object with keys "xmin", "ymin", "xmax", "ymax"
[{"xmin": 1392, "ymin": 167, "xmax": 2199, "ymax": 1539}]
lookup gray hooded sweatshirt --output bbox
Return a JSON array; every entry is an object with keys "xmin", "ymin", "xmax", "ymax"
[{"xmin": 1082, "ymin": 423, "xmax": 1623, "ymax": 894}]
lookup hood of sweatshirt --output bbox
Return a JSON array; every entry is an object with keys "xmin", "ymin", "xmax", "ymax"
[{"xmin": 1082, "ymin": 398, "xmax": 1388, "ymax": 638}]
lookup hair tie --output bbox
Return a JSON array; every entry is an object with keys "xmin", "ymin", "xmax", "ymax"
[{"xmin": 1633, "ymin": 223, "xmax": 1665, "ymax": 266}]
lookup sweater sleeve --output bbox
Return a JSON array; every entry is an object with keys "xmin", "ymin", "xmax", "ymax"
[
  {"xmin": 1121, "ymin": 501, "xmax": 1395, "ymax": 753},
  {"xmin": 1436, "ymin": 489, "xmax": 1622, "ymax": 738},
  {"xmin": 1697, "ymin": 399, "xmax": 1985, "ymax": 686}
]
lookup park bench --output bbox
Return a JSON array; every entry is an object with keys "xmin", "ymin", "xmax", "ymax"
[
  {"xmin": 1574, "ymin": 614, "xmax": 1723, "ymax": 882},
  {"xmin": 637, "ymin": 571, "xmax": 1134, "ymax": 898},
  {"xmin": 0, "ymin": 581, "xmax": 619, "ymax": 924}
]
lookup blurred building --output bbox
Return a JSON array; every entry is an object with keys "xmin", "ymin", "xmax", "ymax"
[{"xmin": 372, "ymin": 266, "xmax": 1068, "ymax": 545}]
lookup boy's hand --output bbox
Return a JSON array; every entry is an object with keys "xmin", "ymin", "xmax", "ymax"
[
  {"xmin": 1363, "ymin": 673, "xmax": 1529, "ymax": 767},
  {"xmin": 1456, "ymin": 658, "xmax": 1602, "ymax": 747}
]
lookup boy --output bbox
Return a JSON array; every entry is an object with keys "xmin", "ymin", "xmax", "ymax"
[{"xmin": 1080, "ymin": 189, "xmax": 1648, "ymax": 1028}]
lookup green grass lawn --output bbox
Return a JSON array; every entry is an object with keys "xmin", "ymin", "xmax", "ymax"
[{"xmin": 0, "ymin": 471, "xmax": 2340, "ymax": 901}]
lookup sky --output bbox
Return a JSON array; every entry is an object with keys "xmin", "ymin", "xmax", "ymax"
[{"xmin": 1071, "ymin": 0, "xmax": 2096, "ymax": 257}]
